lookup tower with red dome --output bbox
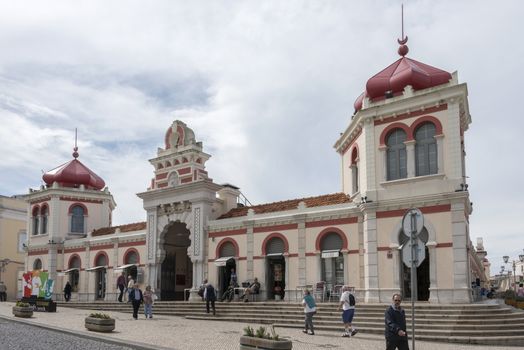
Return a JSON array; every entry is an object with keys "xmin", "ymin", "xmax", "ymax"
[{"xmin": 25, "ymin": 143, "xmax": 116, "ymax": 282}]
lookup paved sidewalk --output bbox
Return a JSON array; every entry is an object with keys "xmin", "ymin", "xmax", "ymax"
[{"xmin": 0, "ymin": 302, "xmax": 518, "ymax": 349}]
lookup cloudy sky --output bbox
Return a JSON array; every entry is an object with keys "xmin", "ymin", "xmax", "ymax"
[{"xmin": 1, "ymin": 1, "xmax": 522, "ymax": 274}]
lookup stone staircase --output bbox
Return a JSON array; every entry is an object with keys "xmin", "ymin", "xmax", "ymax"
[{"xmin": 58, "ymin": 300, "xmax": 524, "ymax": 346}]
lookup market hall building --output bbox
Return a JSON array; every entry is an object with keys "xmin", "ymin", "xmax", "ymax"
[{"xmin": 22, "ymin": 37, "xmax": 488, "ymax": 304}]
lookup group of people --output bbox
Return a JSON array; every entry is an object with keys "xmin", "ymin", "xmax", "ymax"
[{"xmin": 300, "ymin": 286, "xmax": 409, "ymax": 350}]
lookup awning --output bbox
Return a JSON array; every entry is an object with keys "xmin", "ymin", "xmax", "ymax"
[
  {"xmin": 214, "ymin": 256, "xmax": 234, "ymax": 266},
  {"xmin": 114, "ymin": 264, "xmax": 138, "ymax": 271},
  {"xmin": 86, "ymin": 266, "xmax": 107, "ymax": 272},
  {"xmin": 63, "ymin": 268, "xmax": 79, "ymax": 274},
  {"xmin": 321, "ymin": 250, "xmax": 340, "ymax": 258}
]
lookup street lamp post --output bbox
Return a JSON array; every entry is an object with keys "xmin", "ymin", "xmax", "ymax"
[{"xmin": 503, "ymin": 251, "xmax": 524, "ymax": 292}]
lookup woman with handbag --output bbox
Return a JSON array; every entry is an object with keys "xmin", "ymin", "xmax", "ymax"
[{"xmin": 301, "ymin": 289, "xmax": 317, "ymax": 335}]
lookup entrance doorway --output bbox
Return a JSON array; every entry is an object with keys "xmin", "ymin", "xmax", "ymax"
[
  {"xmin": 160, "ymin": 221, "xmax": 192, "ymax": 300},
  {"xmin": 265, "ymin": 236, "xmax": 286, "ymax": 300},
  {"xmin": 399, "ymin": 228, "xmax": 430, "ymax": 301},
  {"xmin": 93, "ymin": 253, "xmax": 107, "ymax": 300}
]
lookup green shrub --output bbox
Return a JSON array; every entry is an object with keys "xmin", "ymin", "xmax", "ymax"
[
  {"xmin": 88, "ymin": 312, "xmax": 112, "ymax": 319},
  {"xmin": 243, "ymin": 325, "xmax": 280, "ymax": 340},
  {"xmin": 15, "ymin": 301, "xmax": 30, "ymax": 307}
]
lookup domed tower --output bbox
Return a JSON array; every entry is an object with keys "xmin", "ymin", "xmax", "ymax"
[
  {"xmin": 25, "ymin": 141, "xmax": 116, "ymax": 280},
  {"xmin": 335, "ymin": 31, "xmax": 473, "ymax": 303}
]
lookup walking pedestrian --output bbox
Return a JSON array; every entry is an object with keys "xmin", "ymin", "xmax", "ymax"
[
  {"xmin": 63, "ymin": 281, "xmax": 72, "ymax": 302},
  {"xmin": 143, "ymin": 285, "xmax": 154, "ymax": 319},
  {"xmin": 0, "ymin": 282, "xmax": 7, "ymax": 302},
  {"xmin": 127, "ymin": 275, "xmax": 135, "ymax": 303},
  {"xmin": 130, "ymin": 283, "xmax": 143, "ymax": 320},
  {"xmin": 116, "ymin": 272, "xmax": 126, "ymax": 302},
  {"xmin": 204, "ymin": 281, "xmax": 217, "ymax": 316},
  {"xmin": 385, "ymin": 293, "xmax": 409, "ymax": 350},
  {"xmin": 301, "ymin": 289, "xmax": 316, "ymax": 335},
  {"xmin": 338, "ymin": 285, "xmax": 358, "ymax": 337}
]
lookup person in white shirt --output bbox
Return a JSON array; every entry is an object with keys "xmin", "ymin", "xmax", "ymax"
[{"xmin": 338, "ymin": 285, "xmax": 358, "ymax": 337}]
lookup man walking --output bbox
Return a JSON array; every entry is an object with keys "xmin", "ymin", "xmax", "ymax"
[
  {"xmin": 116, "ymin": 272, "xmax": 126, "ymax": 302},
  {"xmin": 385, "ymin": 293, "xmax": 409, "ymax": 350},
  {"xmin": 203, "ymin": 280, "xmax": 217, "ymax": 316},
  {"xmin": 130, "ymin": 283, "xmax": 143, "ymax": 320},
  {"xmin": 338, "ymin": 285, "xmax": 358, "ymax": 337}
]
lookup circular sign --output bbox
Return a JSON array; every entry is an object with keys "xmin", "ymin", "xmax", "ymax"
[{"xmin": 402, "ymin": 208, "xmax": 424, "ymax": 238}]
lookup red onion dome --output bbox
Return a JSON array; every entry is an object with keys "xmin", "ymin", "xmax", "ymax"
[{"xmin": 42, "ymin": 147, "xmax": 105, "ymax": 190}]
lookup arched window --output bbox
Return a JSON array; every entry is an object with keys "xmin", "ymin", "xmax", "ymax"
[
  {"xmin": 32, "ymin": 207, "xmax": 39, "ymax": 235},
  {"xmin": 320, "ymin": 232, "xmax": 345, "ymax": 288},
  {"xmin": 125, "ymin": 250, "xmax": 139, "ymax": 265},
  {"xmin": 71, "ymin": 205, "xmax": 85, "ymax": 233},
  {"xmin": 33, "ymin": 258, "xmax": 42, "ymax": 270},
  {"xmin": 415, "ymin": 123, "xmax": 437, "ymax": 176},
  {"xmin": 266, "ymin": 237, "xmax": 285, "ymax": 255},
  {"xmin": 68, "ymin": 255, "xmax": 81, "ymax": 292},
  {"xmin": 41, "ymin": 206, "xmax": 48, "ymax": 235},
  {"xmin": 351, "ymin": 147, "xmax": 359, "ymax": 194},
  {"xmin": 95, "ymin": 254, "xmax": 107, "ymax": 267},
  {"xmin": 386, "ymin": 129, "xmax": 407, "ymax": 181},
  {"xmin": 219, "ymin": 241, "xmax": 236, "ymax": 257}
]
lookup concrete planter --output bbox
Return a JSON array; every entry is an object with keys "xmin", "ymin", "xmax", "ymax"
[
  {"xmin": 85, "ymin": 317, "xmax": 115, "ymax": 332},
  {"xmin": 12, "ymin": 306, "xmax": 33, "ymax": 318},
  {"xmin": 239, "ymin": 336, "xmax": 292, "ymax": 350}
]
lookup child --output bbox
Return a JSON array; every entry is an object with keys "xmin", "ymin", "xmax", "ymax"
[{"xmin": 143, "ymin": 285, "xmax": 154, "ymax": 319}]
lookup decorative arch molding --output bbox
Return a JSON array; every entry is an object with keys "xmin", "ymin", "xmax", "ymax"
[
  {"xmin": 410, "ymin": 115, "xmax": 443, "ymax": 136},
  {"xmin": 215, "ymin": 237, "xmax": 239, "ymax": 259},
  {"xmin": 93, "ymin": 251, "xmax": 109, "ymax": 267},
  {"xmin": 379, "ymin": 122, "xmax": 412, "ymax": 146},
  {"xmin": 68, "ymin": 202, "xmax": 89, "ymax": 215},
  {"xmin": 261, "ymin": 232, "xmax": 290, "ymax": 255},
  {"xmin": 156, "ymin": 210, "xmax": 194, "ymax": 264},
  {"xmin": 350, "ymin": 144, "xmax": 359, "ymax": 165},
  {"xmin": 68, "ymin": 254, "xmax": 82, "ymax": 269},
  {"xmin": 315, "ymin": 227, "xmax": 349, "ymax": 251},
  {"xmin": 32, "ymin": 205, "xmax": 40, "ymax": 216},
  {"xmin": 124, "ymin": 248, "xmax": 140, "ymax": 264}
]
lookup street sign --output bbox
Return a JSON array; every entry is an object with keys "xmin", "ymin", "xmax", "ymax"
[
  {"xmin": 402, "ymin": 208, "xmax": 424, "ymax": 238},
  {"xmin": 402, "ymin": 238, "xmax": 426, "ymax": 267}
]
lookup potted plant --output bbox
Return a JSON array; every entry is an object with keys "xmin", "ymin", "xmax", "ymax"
[
  {"xmin": 85, "ymin": 312, "xmax": 115, "ymax": 332},
  {"xmin": 504, "ymin": 289, "xmax": 516, "ymax": 307},
  {"xmin": 240, "ymin": 325, "xmax": 292, "ymax": 350},
  {"xmin": 12, "ymin": 301, "xmax": 33, "ymax": 318}
]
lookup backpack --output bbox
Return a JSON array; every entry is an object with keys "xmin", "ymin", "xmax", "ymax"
[
  {"xmin": 349, "ymin": 293, "xmax": 356, "ymax": 306},
  {"xmin": 205, "ymin": 284, "xmax": 216, "ymax": 300}
]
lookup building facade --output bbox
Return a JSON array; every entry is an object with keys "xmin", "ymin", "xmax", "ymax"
[
  {"xmin": 0, "ymin": 195, "xmax": 27, "ymax": 300},
  {"xmin": 23, "ymin": 39, "xmax": 489, "ymax": 303}
]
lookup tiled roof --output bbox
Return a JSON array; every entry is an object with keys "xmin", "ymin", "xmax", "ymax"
[
  {"xmin": 217, "ymin": 193, "xmax": 351, "ymax": 219},
  {"xmin": 91, "ymin": 221, "xmax": 146, "ymax": 237}
]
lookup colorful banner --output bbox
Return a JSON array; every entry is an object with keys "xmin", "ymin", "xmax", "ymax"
[{"xmin": 22, "ymin": 270, "xmax": 54, "ymax": 299}]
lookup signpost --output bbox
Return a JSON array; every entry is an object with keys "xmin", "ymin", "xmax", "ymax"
[{"xmin": 401, "ymin": 208, "xmax": 424, "ymax": 350}]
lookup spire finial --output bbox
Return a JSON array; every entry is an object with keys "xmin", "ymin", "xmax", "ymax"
[
  {"xmin": 397, "ymin": 4, "xmax": 409, "ymax": 56},
  {"xmin": 73, "ymin": 128, "xmax": 79, "ymax": 159}
]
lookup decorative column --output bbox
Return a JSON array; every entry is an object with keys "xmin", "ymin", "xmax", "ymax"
[
  {"xmin": 188, "ymin": 203, "xmax": 205, "ymax": 301},
  {"xmin": 405, "ymin": 140, "xmax": 416, "ymax": 178},
  {"xmin": 245, "ymin": 220, "xmax": 255, "ymax": 280},
  {"xmin": 294, "ymin": 213, "xmax": 307, "ymax": 286},
  {"xmin": 111, "ymin": 237, "xmax": 119, "ymax": 298},
  {"xmin": 83, "ymin": 241, "xmax": 90, "ymax": 300},
  {"xmin": 435, "ymin": 134, "xmax": 445, "ymax": 174},
  {"xmin": 451, "ymin": 201, "xmax": 471, "ymax": 303},
  {"xmin": 146, "ymin": 209, "xmax": 158, "ymax": 290},
  {"xmin": 426, "ymin": 241, "xmax": 438, "ymax": 303},
  {"xmin": 362, "ymin": 204, "xmax": 379, "ymax": 302}
]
